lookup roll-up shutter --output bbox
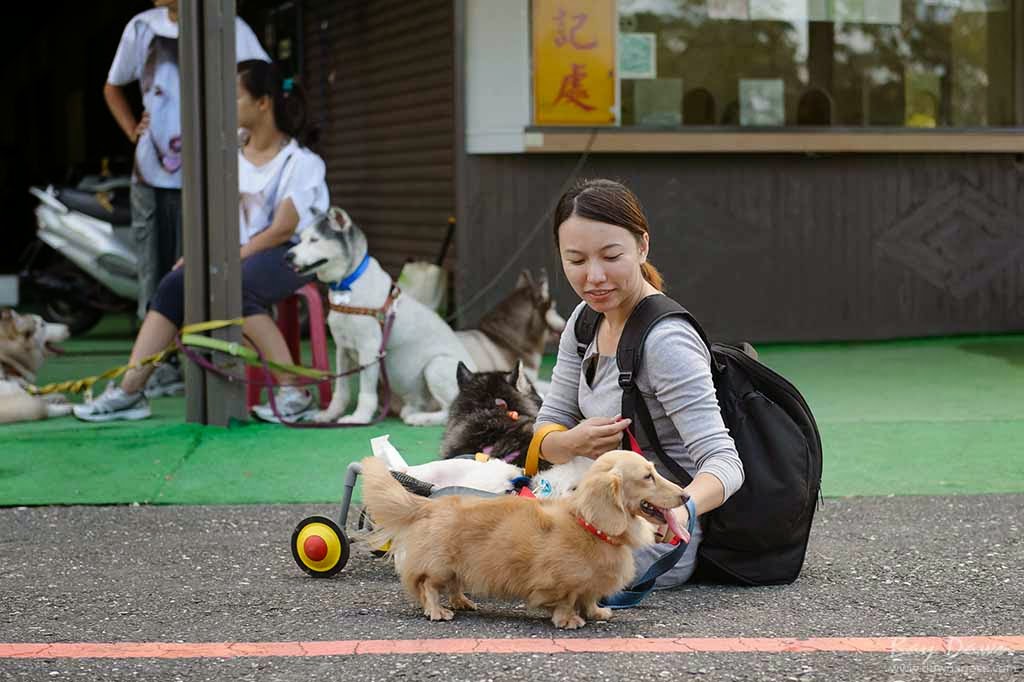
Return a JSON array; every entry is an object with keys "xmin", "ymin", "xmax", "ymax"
[{"xmin": 302, "ymin": 0, "xmax": 455, "ymax": 277}]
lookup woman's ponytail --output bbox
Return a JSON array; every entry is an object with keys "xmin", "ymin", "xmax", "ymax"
[
  {"xmin": 238, "ymin": 60, "xmax": 313, "ymax": 146},
  {"xmin": 641, "ymin": 261, "xmax": 664, "ymax": 292}
]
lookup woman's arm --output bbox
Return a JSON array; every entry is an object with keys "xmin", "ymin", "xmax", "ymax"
[
  {"xmin": 644, "ymin": 319, "xmax": 744, "ymax": 512},
  {"xmin": 104, "ymin": 82, "xmax": 146, "ymax": 144},
  {"xmin": 240, "ymin": 197, "xmax": 299, "ymax": 261},
  {"xmin": 534, "ymin": 303, "xmax": 631, "ymax": 463}
]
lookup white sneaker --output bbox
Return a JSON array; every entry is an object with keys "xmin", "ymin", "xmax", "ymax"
[
  {"xmin": 144, "ymin": 361, "xmax": 185, "ymax": 398},
  {"xmin": 73, "ymin": 385, "xmax": 152, "ymax": 422},
  {"xmin": 251, "ymin": 386, "xmax": 314, "ymax": 423}
]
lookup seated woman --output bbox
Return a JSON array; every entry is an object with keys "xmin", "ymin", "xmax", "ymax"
[
  {"xmin": 532, "ymin": 178, "xmax": 744, "ymax": 588},
  {"xmin": 75, "ymin": 60, "xmax": 328, "ymax": 423}
]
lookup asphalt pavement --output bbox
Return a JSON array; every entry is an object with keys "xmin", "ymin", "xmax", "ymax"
[{"xmin": 1, "ymin": 493, "xmax": 1021, "ymax": 681}]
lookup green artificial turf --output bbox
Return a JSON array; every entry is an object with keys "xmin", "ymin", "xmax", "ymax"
[{"xmin": 3, "ymin": 314, "xmax": 1023, "ymax": 505}]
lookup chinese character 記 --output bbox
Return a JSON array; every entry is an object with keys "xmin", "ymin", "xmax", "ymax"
[{"xmin": 553, "ymin": 8, "xmax": 597, "ymax": 50}]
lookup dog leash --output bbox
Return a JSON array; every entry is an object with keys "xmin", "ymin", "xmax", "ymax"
[
  {"xmin": 595, "ymin": 425, "xmax": 698, "ymax": 609},
  {"xmin": 174, "ymin": 313, "xmax": 396, "ymax": 429},
  {"xmin": 599, "ymin": 497, "xmax": 698, "ymax": 610},
  {"xmin": 25, "ymin": 319, "xmax": 260, "ymax": 396}
]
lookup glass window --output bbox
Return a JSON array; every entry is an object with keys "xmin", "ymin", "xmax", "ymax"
[{"xmin": 534, "ymin": 0, "xmax": 1019, "ymax": 128}]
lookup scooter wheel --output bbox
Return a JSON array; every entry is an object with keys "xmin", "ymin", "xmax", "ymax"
[{"xmin": 291, "ymin": 516, "xmax": 348, "ymax": 578}]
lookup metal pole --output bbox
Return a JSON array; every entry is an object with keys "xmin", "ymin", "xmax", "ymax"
[{"xmin": 179, "ymin": 0, "xmax": 246, "ymax": 426}]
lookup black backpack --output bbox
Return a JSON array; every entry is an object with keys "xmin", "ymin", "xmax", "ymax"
[{"xmin": 574, "ymin": 294, "xmax": 822, "ymax": 586}]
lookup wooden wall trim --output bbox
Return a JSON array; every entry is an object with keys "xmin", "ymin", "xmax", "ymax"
[
  {"xmin": 1015, "ymin": 0, "xmax": 1024, "ymax": 125},
  {"xmin": 522, "ymin": 129, "xmax": 1024, "ymax": 154}
]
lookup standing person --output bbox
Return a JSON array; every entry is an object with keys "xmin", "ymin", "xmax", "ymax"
[
  {"xmin": 532, "ymin": 178, "xmax": 744, "ymax": 588},
  {"xmin": 103, "ymin": 0, "xmax": 270, "ymax": 397},
  {"xmin": 76, "ymin": 60, "xmax": 328, "ymax": 423}
]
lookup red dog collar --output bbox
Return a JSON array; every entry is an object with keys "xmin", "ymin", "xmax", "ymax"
[{"xmin": 576, "ymin": 516, "xmax": 622, "ymax": 546}]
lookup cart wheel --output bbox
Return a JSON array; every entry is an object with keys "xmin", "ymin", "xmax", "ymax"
[
  {"xmin": 291, "ymin": 516, "xmax": 349, "ymax": 578},
  {"xmin": 357, "ymin": 508, "xmax": 390, "ymax": 558}
]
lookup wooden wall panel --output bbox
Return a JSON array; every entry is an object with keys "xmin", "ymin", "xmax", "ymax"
[
  {"xmin": 456, "ymin": 152, "xmax": 1024, "ymax": 342},
  {"xmin": 303, "ymin": 0, "xmax": 455, "ymax": 277}
]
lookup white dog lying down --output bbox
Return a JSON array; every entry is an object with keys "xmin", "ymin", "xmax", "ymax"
[
  {"xmin": 370, "ymin": 435, "xmax": 593, "ymax": 498},
  {"xmin": 0, "ymin": 309, "xmax": 72, "ymax": 424}
]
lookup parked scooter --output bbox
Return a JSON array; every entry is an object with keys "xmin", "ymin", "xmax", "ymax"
[{"xmin": 20, "ymin": 175, "xmax": 138, "ymax": 335}]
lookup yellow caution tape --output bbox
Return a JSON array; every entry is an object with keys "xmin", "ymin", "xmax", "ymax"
[{"xmin": 27, "ymin": 318, "xmax": 326, "ymax": 395}]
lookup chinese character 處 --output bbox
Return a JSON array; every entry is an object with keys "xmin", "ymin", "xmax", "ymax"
[{"xmin": 553, "ymin": 63, "xmax": 596, "ymax": 111}]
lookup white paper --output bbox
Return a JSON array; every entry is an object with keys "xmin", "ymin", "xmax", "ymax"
[{"xmin": 370, "ymin": 435, "xmax": 409, "ymax": 470}]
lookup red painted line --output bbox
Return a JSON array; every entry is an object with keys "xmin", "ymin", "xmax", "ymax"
[{"xmin": 0, "ymin": 636, "xmax": 1021, "ymax": 659}]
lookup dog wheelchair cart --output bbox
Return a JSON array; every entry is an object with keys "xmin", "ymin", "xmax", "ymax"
[{"xmin": 290, "ymin": 459, "xmax": 506, "ymax": 578}]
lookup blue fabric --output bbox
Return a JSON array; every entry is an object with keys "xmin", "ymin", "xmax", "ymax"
[
  {"xmin": 329, "ymin": 253, "xmax": 370, "ymax": 292},
  {"xmin": 599, "ymin": 498, "xmax": 698, "ymax": 609},
  {"xmin": 148, "ymin": 245, "xmax": 311, "ymax": 326}
]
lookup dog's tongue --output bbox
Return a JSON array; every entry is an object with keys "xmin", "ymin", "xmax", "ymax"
[
  {"xmin": 44, "ymin": 342, "xmax": 65, "ymax": 356},
  {"xmin": 664, "ymin": 506, "xmax": 690, "ymax": 544}
]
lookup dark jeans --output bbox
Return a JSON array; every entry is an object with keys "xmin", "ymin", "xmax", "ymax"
[{"xmin": 148, "ymin": 244, "xmax": 312, "ymax": 327}]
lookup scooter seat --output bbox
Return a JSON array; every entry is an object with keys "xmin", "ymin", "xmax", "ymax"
[{"xmin": 56, "ymin": 187, "xmax": 132, "ymax": 226}]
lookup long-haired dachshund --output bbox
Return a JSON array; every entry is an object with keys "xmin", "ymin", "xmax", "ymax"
[{"xmin": 359, "ymin": 449, "xmax": 688, "ymax": 629}]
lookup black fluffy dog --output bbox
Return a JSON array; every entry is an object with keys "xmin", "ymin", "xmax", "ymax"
[{"xmin": 440, "ymin": 361, "xmax": 544, "ymax": 469}]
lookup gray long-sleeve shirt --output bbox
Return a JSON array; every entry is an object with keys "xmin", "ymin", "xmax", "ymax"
[{"xmin": 537, "ymin": 300, "xmax": 744, "ymax": 500}]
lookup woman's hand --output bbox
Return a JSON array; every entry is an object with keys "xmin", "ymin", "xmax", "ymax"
[
  {"xmin": 565, "ymin": 416, "xmax": 632, "ymax": 459},
  {"xmin": 131, "ymin": 111, "xmax": 150, "ymax": 144}
]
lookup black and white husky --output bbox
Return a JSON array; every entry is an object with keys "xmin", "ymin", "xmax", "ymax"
[
  {"xmin": 456, "ymin": 270, "xmax": 565, "ymax": 396},
  {"xmin": 286, "ymin": 208, "xmax": 474, "ymax": 426}
]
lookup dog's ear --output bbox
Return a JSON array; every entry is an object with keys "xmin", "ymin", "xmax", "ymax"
[
  {"xmin": 456, "ymin": 361, "xmax": 473, "ymax": 389},
  {"xmin": 537, "ymin": 269, "xmax": 550, "ymax": 300},
  {"xmin": 505, "ymin": 361, "xmax": 521, "ymax": 387},
  {"xmin": 515, "ymin": 270, "xmax": 534, "ymax": 290},
  {"xmin": 328, "ymin": 207, "xmax": 354, "ymax": 233},
  {"xmin": 573, "ymin": 467, "xmax": 629, "ymax": 538},
  {"xmin": 511, "ymin": 361, "xmax": 535, "ymax": 396}
]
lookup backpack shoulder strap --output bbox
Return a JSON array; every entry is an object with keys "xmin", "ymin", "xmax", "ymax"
[
  {"xmin": 617, "ymin": 294, "xmax": 712, "ymax": 487},
  {"xmin": 574, "ymin": 298, "xmax": 712, "ymax": 361},
  {"xmin": 573, "ymin": 305, "xmax": 603, "ymax": 359}
]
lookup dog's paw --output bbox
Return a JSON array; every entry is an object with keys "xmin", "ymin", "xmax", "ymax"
[
  {"xmin": 425, "ymin": 606, "xmax": 454, "ymax": 621},
  {"xmin": 312, "ymin": 409, "xmax": 343, "ymax": 423},
  {"xmin": 45, "ymin": 403, "xmax": 74, "ymax": 418},
  {"xmin": 449, "ymin": 593, "xmax": 478, "ymax": 611},
  {"xmin": 401, "ymin": 411, "xmax": 447, "ymax": 427},
  {"xmin": 552, "ymin": 613, "xmax": 586, "ymax": 630},
  {"xmin": 587, "ymin": 605, "xmax": 612, "ymax": 622},
  {"xmin": 337, "ymin": 413, "xmax": 374, "ymax": 425}
]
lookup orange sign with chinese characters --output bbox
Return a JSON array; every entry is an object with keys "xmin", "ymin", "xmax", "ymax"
[{"xmin": 533, "ymin": 0, "xmax": 616, "ymax": 125}]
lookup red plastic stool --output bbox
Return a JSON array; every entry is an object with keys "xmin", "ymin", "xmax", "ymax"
[{"xmin": 246, "ymin": 282, "xmax": 332, "ymax": 410}]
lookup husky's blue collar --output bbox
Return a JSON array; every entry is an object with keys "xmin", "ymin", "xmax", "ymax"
[{"xmin": 329, "ymin": 254, "xmax": 370, "ymax": 292}]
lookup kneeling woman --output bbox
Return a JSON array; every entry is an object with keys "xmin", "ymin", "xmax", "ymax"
[{"xmin": 75, "ymin": 60, "xmax": 328, "ymax": 422}]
